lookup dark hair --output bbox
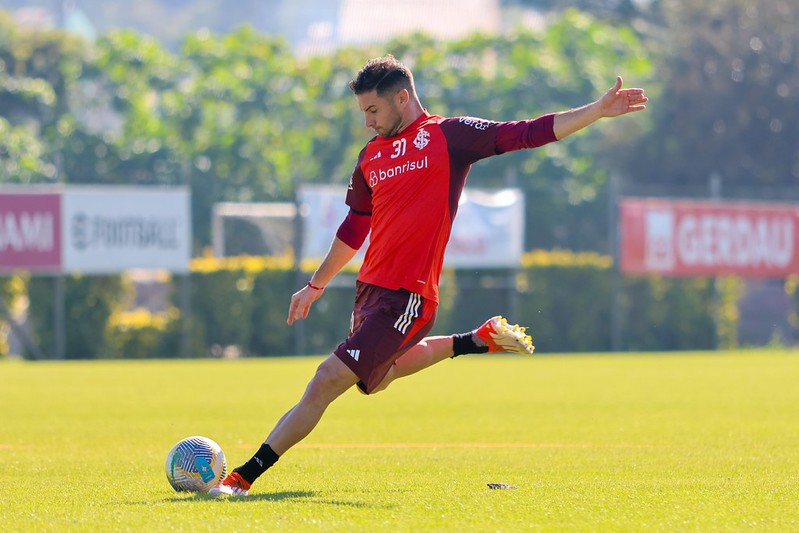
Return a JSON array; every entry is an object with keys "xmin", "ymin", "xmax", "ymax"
[{"xmin": 348, "ymin": 54, "xmax": 415, "ymax": 97}]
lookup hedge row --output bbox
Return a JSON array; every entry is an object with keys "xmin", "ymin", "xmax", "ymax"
[{"xmin": 4, "ymin": 251, "xmax": 751, "ymax": 359}]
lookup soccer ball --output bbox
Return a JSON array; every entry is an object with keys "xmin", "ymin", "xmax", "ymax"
[{"xmin": 165, "ymin": 436, "xmax": 227, "ymax": 492}]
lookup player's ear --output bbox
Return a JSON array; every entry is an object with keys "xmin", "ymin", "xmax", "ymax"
[{"xmin": 395, "ymin": 88, "xmax": 409, "ymax": 108}]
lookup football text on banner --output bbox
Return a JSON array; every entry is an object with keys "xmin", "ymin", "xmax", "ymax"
[
  {"xmin": 62, "ymin": 187, "xmax": 192, "ymax": 274},
  {"xmin": 619, "ymin": 198, "xmax": 799, "ymax": 278}
]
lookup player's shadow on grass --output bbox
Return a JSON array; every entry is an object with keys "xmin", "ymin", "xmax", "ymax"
[
  {"xmin": 191, "ymin": 490, "xmax": 315, "ymax": 502},
  {"xmin": 190, "ymin": 491, "xmax": 392, "ymax": 509}
]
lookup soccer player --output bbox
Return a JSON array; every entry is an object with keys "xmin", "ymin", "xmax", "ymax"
[{"xmin": 210, "ymin": 55, "xmax": 647, "ymax": 496}]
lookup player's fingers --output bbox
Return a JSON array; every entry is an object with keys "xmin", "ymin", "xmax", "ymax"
[{"xmin": 287, "ymin": 296, "xmax": 300, "ymax": 324}]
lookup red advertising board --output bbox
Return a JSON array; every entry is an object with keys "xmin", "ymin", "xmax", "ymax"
[
  {"xmin": 620, "ymin": 198, "xmax": 799, "ymax": 278},
  {"xmin": 0, "ymin": 193, "xmax": 61, "ymax": 272}
]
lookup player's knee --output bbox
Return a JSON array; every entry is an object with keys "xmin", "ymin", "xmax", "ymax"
[
  {"xmin": 304, "ymin": 358, "xmax": 354, "ymax": 404},
  {"xmin": 303, "ymin": 374, "xmax": 336, "ymax": 406}
]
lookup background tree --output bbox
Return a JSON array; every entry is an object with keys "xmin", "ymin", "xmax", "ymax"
[
  {"xmin": 0, "ymin": 10, "xmax": 83, "ymax": 183},
  {"xmin": 63, "ymin": 30, "xmax": 183, "ymax": 187},
  {"xmin": 620, "ymin": 0, "xmax": 799, "ymax": 196},
  {"xmin": 172, "ymin": 27, "xmax": 324, "ymax": 246}
]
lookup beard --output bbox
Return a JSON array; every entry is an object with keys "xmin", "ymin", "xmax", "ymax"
[{"xmin": 378, "ymin": 109, "xmax": 405, "ymax": 138}]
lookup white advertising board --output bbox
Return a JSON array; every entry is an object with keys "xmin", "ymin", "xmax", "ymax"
[
  {"xmin": 299, "ymin": 185, "xmax": 523, "ymax": 268},
  {"xmin": 62, "ymin": 187, "xmax": 191, "ymax": 273},
  {"xmin": 447, "ymin": 188, "xmax": 524, "ymax": 268}
]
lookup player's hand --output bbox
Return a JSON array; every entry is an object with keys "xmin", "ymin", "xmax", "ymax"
[
  {"xmin": 287, "ymin": 284, "xmax": 325, "ymax": 325},
  {"xmin": 598, "ymin": 76, "xmax": 648, "ymax": 118}
]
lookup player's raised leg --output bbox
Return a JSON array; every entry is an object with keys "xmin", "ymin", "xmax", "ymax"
[
  {"xmin": 372, "ymin": 316, "xmax": 534, "ymax": 393},
  {"xmin": 471, "ymin": 316, "xmax": 535, "ymax": 355},
  {"xmin": 370, "ymin": 335, "xmax": 453, "ymax": 393}
]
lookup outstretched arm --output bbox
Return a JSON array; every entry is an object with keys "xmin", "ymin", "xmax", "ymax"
[
  {"xmin": 287, "ymin": 237, "xmax": 358, "ymax": 325},
  {"xmin": 552, "ymin": 76, "xmax": 647, "ymax": 140}
]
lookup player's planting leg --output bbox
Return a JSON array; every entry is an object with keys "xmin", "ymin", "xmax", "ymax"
[
  {"xmin": 265, "ymin": 355, "xmax": 359, "ymax": 455},
  {"xmin": 210, "ymin": 355, "xmax": 358, "ymax": 497}
]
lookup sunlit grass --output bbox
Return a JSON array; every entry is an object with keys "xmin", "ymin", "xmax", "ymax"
[{"xmin": 1, "ymin": 351, "xmax": 798, "ymax": 531}]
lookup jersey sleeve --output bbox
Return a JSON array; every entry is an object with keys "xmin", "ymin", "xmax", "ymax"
[
  {"xmin": 494, "ymin": 113, "xmax": 557, "ymax": 153},
  {"xmin": 344, "ymin": 146, "xmax": 373, "ymax": 215},
  {"xmin": 440, "ymin": 113, "xmax": 557, "ymax": 165},
  {"xmin": 335, "ymin": 209, "xmax": 371, "ymax": 250}
]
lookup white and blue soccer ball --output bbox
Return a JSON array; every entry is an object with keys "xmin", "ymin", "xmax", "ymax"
[{"xmin": 165, "ymin": 436, "xmax": 227, "ymax": 492}]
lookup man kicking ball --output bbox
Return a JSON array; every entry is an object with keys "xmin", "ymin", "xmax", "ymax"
[{"xmin": 211, "ymin": 54, "xmax": 647, "ymax": 496}]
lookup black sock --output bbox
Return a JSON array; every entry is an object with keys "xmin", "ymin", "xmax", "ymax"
[
  {"xmin": 233, "ymin": 443, "xmax": 280, "ymax": 484},
  {"xmin": 451, "ymin": 331, "xmax": 489, "ymax": 358}
]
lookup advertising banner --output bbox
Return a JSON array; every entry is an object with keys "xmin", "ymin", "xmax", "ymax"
[
  {"xmin": 620, "ymin": 198, "xmax": 799, "ymax": 277},
  {"xmin": 0, "ymin": 192, "xmax": 61, "ymax": 273},
  {"xmin": 62, "ymin": 187, "xmax": 192, "ymax": 273},
  {"xmin": 299, "ymin": 185, "xmax": 523, "ymax": 268},
  {"xmin": 446, "ymin": 188, "xmax": 524, "ymax": 268}
]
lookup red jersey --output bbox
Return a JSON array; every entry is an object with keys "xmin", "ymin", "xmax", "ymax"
[{"xmin": 345, "ymin": 111, "xmax": 557, "ymax": 302}]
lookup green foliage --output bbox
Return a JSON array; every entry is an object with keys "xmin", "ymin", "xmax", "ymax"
[
  {"xmin": 167, "ymin": 252, "xmax": 743, "ymax": 356},
  {"xmin": 621, "ymin": 276, "xmax": 716, "ymax": 351},
  {"xmin": 0, "ymin": 11, "xmax": 83, "ymax": 121},
  {"xmin": 520, "ymin": 253, "xmax": 739, "ymax": 352},
  {"xmin": 14, "ymin": 250, "xmax": 745, "ymax": 358},
  {"xmin": 0, "ymin": 10, "xmax": 84, "ymax": 184},
  {"xmin": 105, "ymin": 307, "xmax": 179, "ymax": 358},
  {"xmin": 248, "ymin": 268, "xmax": 296, "ymax": 355},
  {"xmin": 170, "ymin": 260, "xmax": 358, "ymax": 357},
  {"xmin": 0, "ymin": 276, "xmax": 15, "ymax": 356},
  {"xmin": 26, "ymin": 275, "xmax": 123, "ymax": 358},
  {"xmin": 173, "ymin": 28, "xmax": 321, "ymax": 245},
  {"xmin": 186, "ymin": 268, "xmax": 255, "ymax": 354},
  {"xmin": 622, "ymin": 0, "xmax": 799, "ymax": 192},
  {"xmin": 715, "ymin": 276, "xmax": 745, "ymax": 349},
  {"xmin": 0, "ymin": 118, "xmax": 57, "ymax": 181},
  {"xmin": 511, "ymin": 0, "xmax": 660, "ymax": 24},
  {"xmin": 521, "ymin": 262, "xmax": 614, "ymax": 352}
]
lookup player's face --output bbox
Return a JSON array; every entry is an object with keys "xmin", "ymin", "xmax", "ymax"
[{"xmin": 356, "ymin": 89, "xmax": 405, "ymax": 138}]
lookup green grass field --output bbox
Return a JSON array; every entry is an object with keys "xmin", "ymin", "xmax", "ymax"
[{"xmin": 1, "ymin": 351, "xmax": 798, "ymax": 532}]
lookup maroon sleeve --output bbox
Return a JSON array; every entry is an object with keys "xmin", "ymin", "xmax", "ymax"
[
  {"xmin": 335, "ymin": 209, "xmax": 371, "ymax": 249},
  {"xmin": 344, "ymin": 146, "xmax": 373, "ymax": 215},
  {"xmin": 440, "ymin": 114, "xmax": 557, "ymax": 165},
  {"xmin": 494, "ymin": 113, "xmax": 557, "ymax": 153}
]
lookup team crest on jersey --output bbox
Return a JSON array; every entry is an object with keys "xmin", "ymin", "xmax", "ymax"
[{"xmin": 413, "ymin": 128, "xmax": 430, "ymax": 150}]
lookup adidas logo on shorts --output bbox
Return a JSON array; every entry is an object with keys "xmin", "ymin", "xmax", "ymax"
[{"xmin": 347, "ymin": 349, "xmax": 360, "ymax": 361}]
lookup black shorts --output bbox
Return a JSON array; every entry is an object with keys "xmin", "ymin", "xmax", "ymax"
[{"xmin": 334, "ymin": 281, "xmax": 437, "ymax": 394}]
